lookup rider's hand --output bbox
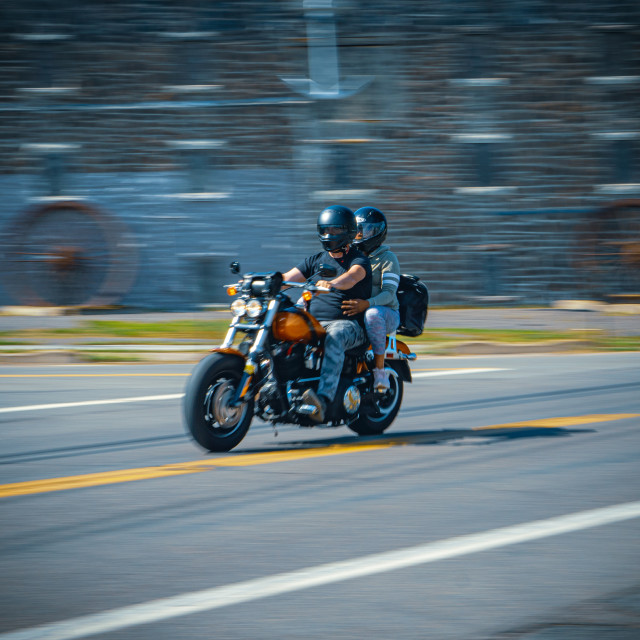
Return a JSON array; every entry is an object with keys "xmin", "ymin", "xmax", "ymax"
[
  {"xmin": 342, "ymin": 299, "xmax": 369, "ymax": 316},
  {"xmin": 316, "ymin": 279, "xmax": 334, "ymax": 290}
]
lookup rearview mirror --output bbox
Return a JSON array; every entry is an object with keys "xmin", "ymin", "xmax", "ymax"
[
  {"xmin": 319, "ymin": 264, "xmax": 337, "ymax": 278},
  {"xmin": 230, "ymin": 261, "xmax": 240, "ymax": 274}
]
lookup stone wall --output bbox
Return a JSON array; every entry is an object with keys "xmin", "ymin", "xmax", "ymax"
[{"xmin": 0, "ymin": 1, "xmax": 638, "ymax": 308}]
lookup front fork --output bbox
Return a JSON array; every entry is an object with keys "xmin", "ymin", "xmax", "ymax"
[{"xmin": 231, "ymin": 299, "xmax": 279, "ymax": 405}]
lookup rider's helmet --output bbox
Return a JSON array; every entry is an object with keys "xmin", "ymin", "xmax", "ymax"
[
  {"xmin": 317, "ymin": 205, "xmax": 357, "ymax": 252},
  {"xmin": 353, "ymin": 206, "xmax": 387, "ymax": 255}
]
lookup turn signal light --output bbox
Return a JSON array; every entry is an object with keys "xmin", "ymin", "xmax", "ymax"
[
  {"xmin": 302, "ymin": 290, "xmax": 313, "ymax": 302},
  {"xmin": 227, "ymin": 285, "xmax": 238, "ymax": 296}
]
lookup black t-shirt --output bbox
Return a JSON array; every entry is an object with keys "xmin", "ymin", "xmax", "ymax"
[{"xmin": 296, "ymin": 247, "xmax": 372, "ymax": 322}]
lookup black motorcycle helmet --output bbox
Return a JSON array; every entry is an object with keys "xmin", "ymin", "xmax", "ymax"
[
  {"xmin": 317, "ymin": 205, "xmax": 357, "ymax": 252},
  {"xmin": 353, "ymin": 206, "xmax": 388, "ymax": 255}
]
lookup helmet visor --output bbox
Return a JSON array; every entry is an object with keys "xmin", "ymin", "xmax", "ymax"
[
  {"xmin": 318, "ymin": 224, "xmax": 348, "ymax": 237},
  {"xmin": 355, "ymin": 221, "xmax": 385, "ymax": 241}
]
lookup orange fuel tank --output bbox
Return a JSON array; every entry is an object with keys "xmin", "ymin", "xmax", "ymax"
[{"xmin": 272, "ymin": 308, "xmax": 326, "ymax": 344}]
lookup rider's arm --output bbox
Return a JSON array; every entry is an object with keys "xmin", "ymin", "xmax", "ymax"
[
  {"xmin": 319, "ymin": 264, "xmax": 366, "ymax": 291},
  {"xmin": 282, "ymin": 267, "xmax": 306, "ymax": 284}
]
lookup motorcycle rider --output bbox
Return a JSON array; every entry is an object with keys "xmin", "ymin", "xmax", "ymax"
[
  {"xmin": 342, "ymin": 206, "xmax": 401, "ymax": 392},
  {"xmin": 282, "ymin": 205, "xmax": 372, "ymax": 423}
]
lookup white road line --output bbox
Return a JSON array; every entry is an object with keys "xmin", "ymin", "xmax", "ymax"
[
  {"xmin": 0, "ymin": 394, "xmax": 184, "ymax": 414},
  {"xmin": 0, "ymin": 369, "xmax": 504, "ymax": 414},
  {"xmin": 2, "ymin": 500, "xmax": 639, "ymax": 640},
  {"xmin": 412, "ymin": 368, "xmax": 508, "ymax": 378}
]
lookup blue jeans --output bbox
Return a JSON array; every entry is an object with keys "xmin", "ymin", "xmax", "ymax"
[{"xmin": 318, "ymin": 319, "xmax": 365, "ymax": 402}]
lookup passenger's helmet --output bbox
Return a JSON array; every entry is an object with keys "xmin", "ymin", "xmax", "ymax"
[
  {"xmin": 353, "ymin": 206, "xmax": 387, "ymax": 255},
  {"xmin": 317, "ymin": 205, "xmax": 357, "ymax": 252}
]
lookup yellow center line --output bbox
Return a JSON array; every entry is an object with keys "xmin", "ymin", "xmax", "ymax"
[
  {"xmin": 472, "ymin": 414, "xmax": 640, "ymax": 430},
  {"xmin": 0, "ymin": 373, "xmax": 189, "ymax": 378},
  {"xmin": 0, "ymin": 443, "xmax": 393, "ymax": 498},
  {"xmin": 1, "ymin": 413, "xmax": 638, "ymax": 499}
]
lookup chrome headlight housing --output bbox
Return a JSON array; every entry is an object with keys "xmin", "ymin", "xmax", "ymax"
[
  {"xmin": 245, "ymin": 299, "xmax": 264, "ymax": 318},
  {"xmin": 230, "ymin": 298, "xmax": 246, "ymax": 317}
]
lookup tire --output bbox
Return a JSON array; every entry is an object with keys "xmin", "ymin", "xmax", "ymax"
[
  {"xmin": 184, "ymin": 353, "xmax": 254, "ymax": 452},
  {"xmin": 348, "ymin": 366, "xmax": 404, "ymax": 436}
]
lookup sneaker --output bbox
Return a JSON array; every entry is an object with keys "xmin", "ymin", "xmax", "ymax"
[
  {"xmin": 373, "ymin": 367, "xmax": 390, "ymax": 393},
  {"xmin": 300, "ymin": 388, "xmax": 326, "ymax": 423}
]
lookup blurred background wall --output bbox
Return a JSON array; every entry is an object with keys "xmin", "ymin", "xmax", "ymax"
[{"xmin": 0, "ymin": 0, "xmax": 639, "ymax": 309}]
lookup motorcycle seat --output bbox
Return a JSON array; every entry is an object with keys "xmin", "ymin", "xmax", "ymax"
[{"xmin": 344, "ymin": 342, "xmax": 369, "ymax": 358}]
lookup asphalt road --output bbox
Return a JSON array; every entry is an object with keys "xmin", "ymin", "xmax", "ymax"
[{"xmin": 0, "ymin": 353, "xmax": 639, "ymax": 639}]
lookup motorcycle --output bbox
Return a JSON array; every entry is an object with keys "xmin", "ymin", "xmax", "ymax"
[{"xmin": 183, "ymin": 262, "xmax": 416, "ymax": 452}]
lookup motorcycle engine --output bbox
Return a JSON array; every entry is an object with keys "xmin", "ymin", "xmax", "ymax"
[
  {"xmin": 257, "ymin": 380, "xmax": 284, "ymax": 419},
  {"xmin": 272, "ymin": 342, "xmax": 306, "ymax": 380}
]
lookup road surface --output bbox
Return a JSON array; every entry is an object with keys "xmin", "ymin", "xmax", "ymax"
[{"xmin": 0, "ymin": 352, "xmax": 639, "ymax": 639}]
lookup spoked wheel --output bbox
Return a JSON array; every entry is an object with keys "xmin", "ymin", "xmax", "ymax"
[
  {"xmin": 184, "ymin": 353, "xmax": 254, "ymax": 452},
  {"xmin": 348, "ymin": 366, "xmax": 404, "ymax": 436}
]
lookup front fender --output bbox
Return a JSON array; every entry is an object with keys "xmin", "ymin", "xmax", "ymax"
[{"xmin": 209, "ymin": 347, "xmax": 247, "ymax": 360}]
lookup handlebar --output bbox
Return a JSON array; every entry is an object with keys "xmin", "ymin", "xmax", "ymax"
[
  {"xmin": 224, "ymin": 278, "xmax": 335, "ymax": 294},
  {"xmin": 283, "ymin": 281, "xmax": 335, "ymax": 293}
]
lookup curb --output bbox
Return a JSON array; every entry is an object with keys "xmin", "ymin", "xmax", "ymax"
[
  {"xmin": 552, "ymin": 300, "xmax": 640, "ymax": 314},
  {"xmin": 2, "ymin": 302, "xmax": 640, "ymax": 317},
  {"xmin": 0, "ymin": 305, "xmax": 125, "ymax": 317},
  {"xmin": 0, "ymin": 304, "xmax": 232, "ymax": 317}
]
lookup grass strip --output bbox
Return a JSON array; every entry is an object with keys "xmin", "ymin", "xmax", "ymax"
[{"xmin": 0, "ymin": 321, "xmax": 639, "ymax": 353}]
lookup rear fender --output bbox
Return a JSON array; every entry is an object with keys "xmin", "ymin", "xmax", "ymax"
[{"xmin": 385, "ymin": 359, "xmax": 411, "ymax": 383}]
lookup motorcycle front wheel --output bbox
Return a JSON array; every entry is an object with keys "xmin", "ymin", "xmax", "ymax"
[
  {"xmin": 184, "ymin": 353, "xmax": 254, "ymax": 452},
  {"xmin": 348, "ymin": 366, "xmax": 404, "ymax": 436}
]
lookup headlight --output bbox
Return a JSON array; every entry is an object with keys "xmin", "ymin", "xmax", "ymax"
[
  {"xmin": 230, "ymin": 299, "xmax": 246, "ymax": 317},
  {"xmin": 246, "ymin": 299, "xmax": 264, "ymax": 318}
]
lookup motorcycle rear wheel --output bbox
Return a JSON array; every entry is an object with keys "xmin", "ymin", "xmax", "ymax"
[
  {"xmin": 184, "ymin": 353, "xmax": 254, "ymax": 452},
  {"xmin": 347, "ymin": 366, "xmax": 403, "ymax": 436}
]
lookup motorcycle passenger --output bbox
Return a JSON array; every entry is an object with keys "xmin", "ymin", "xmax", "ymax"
[
  {"xmin": 342, "ymin": 206, "xmax": 401, "ymax": 393},
  {"xmin": 282, "ymin": 205, "xmax": 372, "ymax": 423}
]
